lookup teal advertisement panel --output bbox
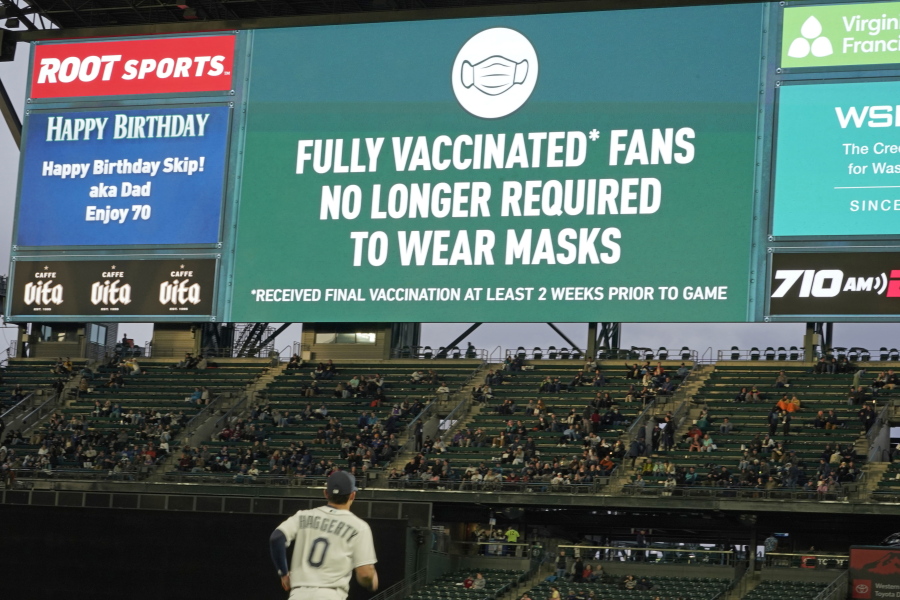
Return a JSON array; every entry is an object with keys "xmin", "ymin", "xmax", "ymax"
[
  {"xmin": 773, "ymin": 81, "xmax": 900, "ymax": 237},
  {"xmin": 230, "ymin": 5, "xmax": 765, "ymax": 322}
]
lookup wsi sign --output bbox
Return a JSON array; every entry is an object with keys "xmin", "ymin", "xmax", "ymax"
[
  {"xmin": 782, "ymin": 2, "xmax": 900, "ymax": 68},
  {"xmin": 30, "ymin": 35, "xmax": 235, "ymax": 99}
]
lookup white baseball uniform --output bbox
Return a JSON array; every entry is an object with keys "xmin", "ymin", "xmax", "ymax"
[{"xmin": 276, "ymin": 505, "xmax": 377, "ymax": 599}]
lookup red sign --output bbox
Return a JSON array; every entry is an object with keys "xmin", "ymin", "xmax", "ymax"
[
  {"xmin": 31, "ymin": 35, "xmax": 235, "ymax": 99},
  {"xmin": 850, "ymin": 547, "xmax": 900, "ymax": 600}
]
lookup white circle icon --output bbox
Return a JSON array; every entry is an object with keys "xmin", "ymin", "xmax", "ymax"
[{"xmin": 452, "ymin": 28, "xmax": 538, "ymax": 119}]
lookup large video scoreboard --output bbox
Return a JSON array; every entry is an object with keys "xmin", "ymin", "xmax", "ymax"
[{"xmin": 7, "ymin": 1, "xmax": 900, "ymax": 322}]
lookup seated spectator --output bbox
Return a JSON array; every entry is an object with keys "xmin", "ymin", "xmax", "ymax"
[
  {"xmin": 637, "ymin": 576, "xmax": 653, "ymax": 591},
  {"xmin": 286, "ymin": 354, "xmax": 301, "ymax": 369},
  {"xmin": 688, "ymin": 432, "xmax": 703, "ymax": 452},
  {"xmin": 657, "ymin": 377, "xmax": 675, "ymax": 396},
  {"xmin": 675, "ymin": 363, "xmax": 690, "ymax": 380},
  {"xmin": 849, "ymin": 386, "xmax": 869, "ymax": 405},
  {"xmin": 623, "ymin": 575, "xmax": 637, "ymax": 590},
  {"xmin": 471, "ymin": 573, "xmax": 486, "ymax": 590},
  {"xmin": 774, "ymin": 370, "xmax": 790, "ymax": 388}
]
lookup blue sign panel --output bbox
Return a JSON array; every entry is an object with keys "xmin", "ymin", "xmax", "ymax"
[{"xmin": 15, "ymin": 105, "xmax": 230, "ymax": 246}]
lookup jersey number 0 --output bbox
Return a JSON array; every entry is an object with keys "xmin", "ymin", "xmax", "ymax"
[{"xmin": 308, "ymin": 537, "xmax": 330, "ymax": 568}]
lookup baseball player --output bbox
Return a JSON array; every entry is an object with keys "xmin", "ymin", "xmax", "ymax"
[{"xmin": 269, "ymin": 470, "xmax": 379, "ymax": 599}]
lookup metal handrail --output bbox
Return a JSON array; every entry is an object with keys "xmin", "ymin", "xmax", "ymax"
[
  {"xmin": 4, "ymin": 392, "xmax": 57, "ymax": 433},
  {"xmin": 867, "ymin": 402, "xmax": 891, "ymax": 444},
  {"xmin": 398, "ymin": 398, "xmax": 438, "ymax": 455},
  {"xmin": 1, "ymin": 392, "xmax": 34, "ymax": 422},
  {"xmin": 183, "ymin": 392, "xmax": 226, "ymax": 432},
  {"xmin": 436, "ymin": 395, "xmax": 470, "ymax": 442},
  {"xmin": 814, "ymin": 570, "xmax": 849, "ymax": 600},
  {"xmin": 489, "ymin": 345, "xmax": 502, "ymax": 363},
  {"xmin": 368, "ymin": 567, "xmax": 427, "ymax": 600},
  {"xmin": 211, "ymin": 393, "xmax": 249, "ymax": 434},
  {"xmin": 626, "ymin": 398, "xmax": 658, "ymax": 437}
]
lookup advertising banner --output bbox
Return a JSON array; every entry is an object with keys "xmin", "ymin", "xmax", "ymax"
[
  {"xmin": 8, "ymin": 258, "xmax": 217, "ymax": 317},
  {"xmin": 15, "ymin": 105, "xmax": 230, "ymax": 247},
  {"xmin": 773, "ymin": 81, "xmax": 900, "ymax": 238},
  {"xmin": 769, "ymin": 252, "xmax": 900, "ymax": 316},
  {"xmin": 230, "ymin": 5, "xmax": 764, "ymax": 322},
  {"xmin": 849, "ymin": 546, "xmax": 900, "ymax": 599},
  {"xmin": 30, "ymin": 35, "xmax": 236, "ymax": 99},
  {"xmin": 782, "ymin": 2, "xmax": 900, "ymax": 69}
]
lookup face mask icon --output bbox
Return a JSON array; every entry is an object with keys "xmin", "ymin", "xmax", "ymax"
[
  {"xmin": 461, "ymin": 56, "xmax": 529, "ymax": 96},
  {"xmin": 452, "ymin": 27, "xmax": 538, "ymax": 119}
]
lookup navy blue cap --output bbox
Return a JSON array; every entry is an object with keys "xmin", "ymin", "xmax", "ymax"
[{"xmin": 327, "ymin": 470, "xmax": 358, "ymax": 496}]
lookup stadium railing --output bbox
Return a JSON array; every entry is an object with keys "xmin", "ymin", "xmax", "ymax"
[
  {"xmin": 717, "ymin": 348, "xmax": 808, "ymax": 361},
  {"xmin": 503, "ymin": 347, "xmax": 699, "ymax": 362},
  {"xmin": 622, "ymin": 486, "xmax": 847, "ymax": 502},
  {"xmin": 558, "ymin": 543, "xmax": 736, "ymax": 566},
  {"xmin": 390, "ymin": 346, "xmax": 488, "ymax": 360},
  {"xmin": 160, "ymin": 472, "xmax": 368, "ymax": 488},
  {"xmin": 763, "ymin": 552, "xmax": 849, "ymax": 570},
  {"xmin": 385, "ymin": 477, "xmax": 612, "ymax": 493}
]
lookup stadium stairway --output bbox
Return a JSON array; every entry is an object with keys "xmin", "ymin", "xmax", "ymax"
[
  {"xmin": 723, "ymin": 570, "xmax": 761, "ymax": 600},
  {"xmin": 380, "ymin": 387, "xmax": 477, "ymax": 484},
  {"xmin": 245, "ymin": 361, "xmax": 287, "ymax": 407},
  {"xmin": 495, "ymin": 563, "xmax": 552, "ymax": 600},
  {"xmin": 382, "ymin": 362, "xmax": 490, "ymax": 472},
  {"xmin": 611, "ymin": 365, "xmax": 715, "ymax": 493}
]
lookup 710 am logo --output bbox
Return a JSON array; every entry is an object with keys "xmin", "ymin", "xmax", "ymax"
[{"xmin": 772, "ymin": 269, "xmax": 900, "ymax": 298}]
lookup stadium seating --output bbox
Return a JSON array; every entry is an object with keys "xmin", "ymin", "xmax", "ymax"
[
  {"xmin": 873, "ymin": 461, "xmax": 900, "ymax": 499},
  {"xmin": 527, "ymin": 575, "xmax": 729, "ymax": 600},
  {"xmin": 165, "ymin": 360, "xmax": 469, "ymax": 483},
  {"xmin": 628, "ymin": 364, "xmax": 873, "ymax": 495},
  {"xmin": 1, "ymin": 359, "xmax": 61, "ymax": 412},
  {"xmin": 744, "ymin": 579, "xmax": 828, "ymax": 600},
  {"xmin": 408, "ymin": 570, "xmax": 526, "ymax": 600},
  {"xmin": 9, "ymin": 360, "xmax": 268, "ymax": 479},
  {"xmin": 391, "ymin": 361, "xmax": 686, "ymax": 490}
]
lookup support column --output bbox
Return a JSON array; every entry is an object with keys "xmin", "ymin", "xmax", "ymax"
[
  {"xmin": 586, "ymin": 323, "xmax": 598, "ymax": 360},
  {"xmin": 747, "ymin": 519, "xmax": 759, "ymax": 572}
]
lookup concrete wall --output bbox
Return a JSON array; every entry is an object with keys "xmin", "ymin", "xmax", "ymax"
[
  {"xmin": 151, "ymin": 324, "xmax": 200, "ymax": 358},
  {"xmin": 301, "ymin": 323, "xmax": 392, "ymax": 360},
  {"xmin": 595, "ymin": 562, "xmax": 735, "ymax": 579},
  {"xmin": 761, "ymin": 567, "xmax": 846, "ymax": 583}
]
